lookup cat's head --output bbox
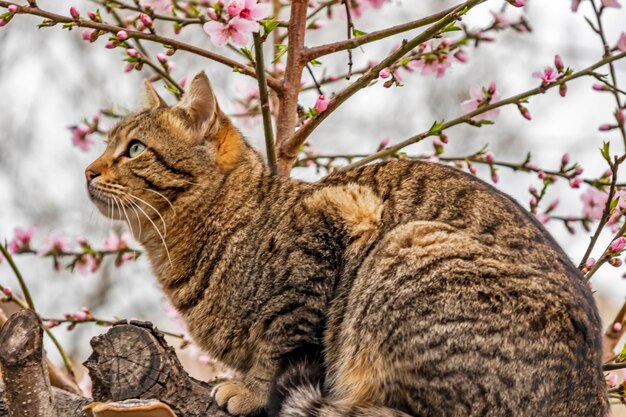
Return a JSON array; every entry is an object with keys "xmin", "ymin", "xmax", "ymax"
[{"xmin": 85, "ymin": 72, "xmax": 250, "ymax": 224}]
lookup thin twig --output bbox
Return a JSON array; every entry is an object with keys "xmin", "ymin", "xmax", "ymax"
[
  {"xmin": 339, "ymin": 50, "xmax": 626, "ymax": 171},
  {"xmin": 0, "ymin": 244, "xmax": 36, "ymax": 310},
  {"xmin": 253, "ymin": 32, "xmax": 278, "ymax": 175},
  {"xmin": 341, "ymin": 0, "xmax": 354, "ymax": 79},
  {"xmin": 305, "ymin": 64, "xmax": 324, "ymax": 95},
  {"xmin": 0, "ymin": 1, "xmax": 281, "ymax": 91}
]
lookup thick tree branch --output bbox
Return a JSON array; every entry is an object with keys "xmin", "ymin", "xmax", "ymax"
[
  {"xmin": 281, "ymin": 0, "xmax": 485, "ymax": 170},
  {"xmin": 254, "ymin": 32, "xmax": 277, "ymax": 174},
  {"xmin": 305, "ymin": 2, "xmax": 463, "ymax": 61},
  {"xmin": 0, "ymin": 2, "xmax": 281, "ymax": 91},
  {"xmin": 0, "ymin": 310, "xmax": 56, "ymax": 417},
  {"xmin": 275, "ymin": 0, "xmax": 309, "ymax": 176}
]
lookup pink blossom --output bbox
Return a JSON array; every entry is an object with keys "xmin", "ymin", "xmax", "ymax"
[
  {"xmin": 70, "ymin": 6, "xmax": 80, "ymax": 19},
  {"xmin": 569, "ymin": 177, "xmax": 582, "ymax": 189},
  {"xmin": 105, "ymin": 40, "xmax": 116, "ymax": 49},
  {"xmin": 70, "ymin": 311, "xmax": 89, "ymax": 321},
  {"xmin": 8, "ymin": 4, "xmax": 17, "ymax": 13},
  {"xmin": 379, "ymin": 68, "xmax": 390, "ymax": 79},
  {"xmin": 2, "ymin": 287, "xmax": 12, "ymax": 297},
  {"xmin": 607, "ymin": 372, "xmax": 619, "ymax": 388},
  {"xmin": 585, "ymin": 257, "xmax": 596, "ymax": 268},
  {"xmin": 571, "ymin": 0, "xmax": 581, "ymax": 11},
  {"xmin": 76, "ymin": 254, "xmax": 98, "ymax": 275},
  {"xmin": 116, "ymin": 30, "xmax": 129, "ymax": 40},
  {"xmin": 518, "ymin": 104, "xmax": 532, "ymax": 120},
  {"xmin": 505, "ymin": 0, "xmax": 526, "ymax": 6},
  {"xmin": 461, "ymin": 85, "xmax": 501, "ymax": 121},
  {"xmin": 314, "ymin": 95, "xmax": 330, "ymax": 113},
  {"xmin": 38, "ymin": 232, "xmax": 70, "ymax": 256},
  {"xmin": 454, "ymin": 50, "xmax": 468, "ymax": 63},
  {"xmin": 554, "ymin": 54, "xmax": 564, "ymax": 73},
  {"xmin": 599, "ymin": 123, "xmax": 615, "ymax": 131},
  {"xmin": 561, "ymin": 153, "xmax": 570, "ymax": 166},
  {"xmin": 127, "ymin": 48, "xmax": 139, "ymax": 57},
  {"xmin": 610, "ymin": 236, "xmax": 626, "ymax": 253},
  {"xmin": 409, "ymin": 42, "xmax": 452, "ymax": 78},
  {"xmin": 537, "ymin": 214, "xmax": 550, "ymax": 224},
  {"xmin": 613, "ymin": 322, "xmax": 623, "ymax": 332},
  {"xmin": 379, "ymin": 137, "xmax": 390, "ymax": 147},
  {"xmin": 203, "ymin": 18, "xmax": 258, "ymax": 47},
  {"xmin": 0, "ymin": 19, "xmax": 7, "ymax": 27},
  {"xmin": 617, "ymin": 32, "xmax": 626, "ymax": 52},
  {"xmin": 491, "ymin": 12, "xmax": 509, "ymax": 27},
  {"xmin": 139, "ymin": 13, "xmax": 153, "ymax": 27},
  {"xmin": 207, "ymin": 7, "xmax": 218, "ymax": 20},
  {"xmin": 581, "ymin": 187, "xmax": 608, "ymax": 220},
  {"xmin": 8, "ymin": 226, "xmax": 36, "ymax": 253},
  {"xmin": 69, "ymin": 125, "xmax": 95, "ymax": 152},
  {"xmin": 226, "ymin": 0, "xmax": 270, "ymax": 23},
  {"xmin": 104, "ymin": 230, "xmax": 129, "ymax": 251},
  {"xmin": 533, "ymin": 66, "xmax": 558, "ymax": 85},
  {"xmin": 484, "ymin": 151, "xmax": 495, "ymax": 163},
  {"xmin": 593, "ymin": 83, "xmax": 609, "ymax": 91},
  {"xmin": 156, "ymin": 52, "xmax": 168, "ymax": 64},
  {"xmin": 81, "ymin": 28, "xmax": 98, "ymax": 43},
  {"xmin": 601, "ymin": 0, "xmax": 621, "ymax": 8},
  {"xmin": 87, "ymin": 10, "xmax": 97, "ymax": 20}
]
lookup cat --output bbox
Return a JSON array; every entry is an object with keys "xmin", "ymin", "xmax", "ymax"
[{"xmin": 85, "ymin": 71, "xmax": 608, "ymax": 416}]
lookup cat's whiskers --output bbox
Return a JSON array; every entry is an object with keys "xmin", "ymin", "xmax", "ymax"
[
  {"xmin": 122, "ymin": 193, "xmax": 173, "ymax": 267},
  {"xmin": 113, "ymin": 194, "xmax": 137, "ymax": 242},
  {"xmin": 141, "ymin": 188, "xmax": 177, "ymax": 214},
  {"xmin": 125, "ymin": 193, "xmax": 168, "ymax": 238}
]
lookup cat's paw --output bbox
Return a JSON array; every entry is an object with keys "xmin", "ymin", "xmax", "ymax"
[{"xmin": 211, "ymin": 379, "xmax": 266, "ymax": 416}]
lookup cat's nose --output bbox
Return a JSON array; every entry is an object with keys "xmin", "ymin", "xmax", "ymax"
[{"xmin": 85, "ymin": 167, "xmax": 101, "ymax": 184}]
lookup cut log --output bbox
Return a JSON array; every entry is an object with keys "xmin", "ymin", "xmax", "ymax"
[
  {"xmin": 0, "ymin": 309, "xmax": 56, "ymax": 417},
  {"xmin": 84, "ymin": 320, "xmax": 231, "ymax": 417}
]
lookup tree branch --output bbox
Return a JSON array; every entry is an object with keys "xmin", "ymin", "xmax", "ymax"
[
  {"xmin": 281, "ymin": 0, "xmax": 486, "ymax": 170},
  {"xmin": 275, "ymin": 0, "xmax": 309, "ymax": 176},
  {"xmin": 340, "ymin": 50, "xmax": 626, "ymax": 171},
  {"xmin": 305, "ymin": 2, "xmax": 463, "ymax": 61},
  {"xmin": 253, "ymin": 32, "xmax": 277, "ymax": 175},
  {"xmin": 0, "ymin": 2, "xmax": 281, "ymax": 91}
]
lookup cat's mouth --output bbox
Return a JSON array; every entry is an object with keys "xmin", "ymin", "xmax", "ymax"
[{"xmin": 87, "ymin": 182, "xmax": 129, "ymax": 221}]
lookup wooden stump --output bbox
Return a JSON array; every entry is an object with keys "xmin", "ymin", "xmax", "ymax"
[
  {"xmin": 84, "ymin": 320, "xmax": 231, "ymax": 417},
  {"xmin": 0, "ymin": 309, "xmax": 57, "ymax": 417}
]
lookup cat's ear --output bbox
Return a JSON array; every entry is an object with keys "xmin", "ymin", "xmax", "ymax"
[
  {"xmin": 175, "ymin": 71, "xmax": 220, "ymax": 134},
  {"xmin": 139, "ymin": 80, "xmax": 168, "ymax": 111}
]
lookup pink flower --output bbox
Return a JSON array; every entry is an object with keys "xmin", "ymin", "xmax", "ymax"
[
  {"xmin": 70, "ymin": 6, "xmax": 81, "ymax": 19},
  {"xmin": 116, "ymin": 30, "xmax": 129, "ymax": 40},
  {"xmin": 571, "ymin": 0, "xmax": 581, "ymax": 11},
  {"xmin": 484, "ymin": 151, "xmax": 495, "ymax": 163},
  {"xmin": 601, "ymin": 0, "xmax": 621, "ymax": 8},
  {"xmin": 379, "ymin": 68, "xmax": 390, "ymax": 79},
  {"xmin": 314, "ymin": 95, "xmax": 330, "ymax": 113},
  {"xmin": 127, "ymin": 48, "xmax": 139, "ymax": 57},
  {"xmin": 537, "ymin": 214, "xmax": 550, "ymax": 224},
  {"xmin": 617, "ymin": 32, "xmax": 626, "ymax": 52},
  {"xmin": 104, "ymin": 230, "xmax": 129, "ymax": 251},
  {"xmin": 76, "ymin": 254, "xmax": 98, "ymax": 275},
  {"xmin": 561, "ymin": 153, "xmax": 570, "ymax": 166},
  {"xmin": 408, "ymin": 42, "xmax": 452, "ymax": 78},
  {"xmin": 613, "ymin": 322, "xmax": 623, "ymax": 332},
  {"xmin": 226, "ymin": 0, "xmax": 270, "ymax": 23},
  {"xmin": 585, "ymin": 257, "xmax": 596, "ymax": 268},
  {"xmin": 581, "ymin": 187, "xmax": 608, "ymax": 220},
  {"xmin": 491, "ymin": 12, "xmax": 509, "ymax": 27},
  {"xmin": 607, "ymin": 372, "xmax": 619, "ymax": 388},
  {"xmin": 593, "ymin": 83, "xmax": 609, "ymax": 91},
  {"xmin": 70, "ymin": 311, "xmax": 89, "ymax": 321},
  {"xmin": 505, "ymin": 0, "xmax": 526, "ymax": 6},
  {"xmin": 8, "ymin": 226, "xmax": 36, "ymax": 253},
  {"xmin": 454, "ymin": 50, "xmax": 468, "ymax": 63},
  {"xmin": 69, "ymin": 125, "xmax": 95, "ymax": 152},
  {"xmin": 139, "ymin": 13, "xmax": 153, "ymax": 27},
  {"xmin": 569, "ymin": 177, "xmax": 582, "ymax": 189},
  {"xmin": 554, "ymin": 54, "xmax": 564, "ymax": 73},
  {"xmin": 461, "ymin": 85, "xmax": 501, "ymax": 121},
  {"xmin": 533, "ymin": 66, "xmax": 558, "ymax": 85},
  {"xmin": 0, "ymin": 19, "xmax": 7, "ymax": 27},
  {"xmin": 8, "ymin": 4, "xmax": 17, "ymax": 13},
  {"xmin": 2, "ymin": 287, "xmax": 12, "ymax": 297},
  {"xmin": 203, "ymin": 18, "xmax": 258, "ymax": 47},
  {"xmin": 38, "ymin": 232, "xmax": 70, "ymax": 256},
  {"xmin": 610, "ymin": 236, "xmax": 626, "ymax": 253},
  {"xmin": 81, "ymin": 28, "xmax": 98, "ymax": 43}
]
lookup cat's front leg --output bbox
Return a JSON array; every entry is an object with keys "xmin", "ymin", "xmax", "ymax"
[{"xmin": 212, "ymin": 352, "xmax": 275, "ymax": 416}]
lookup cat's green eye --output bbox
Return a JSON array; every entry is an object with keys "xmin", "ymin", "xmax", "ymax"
[{"xmin": 127, "ymin": 140, "xmax": 146, "ymax": 158}]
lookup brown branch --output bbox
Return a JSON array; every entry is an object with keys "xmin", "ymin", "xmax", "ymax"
[
  {"xmin": 305, "ymin": 2, "xmax": 464, "ymax": 61},
  {"xmin": 275, "ymin": 0, "xmax": 309, "ymax": 176},
  {"xmin": 0, "ymin": 310, "xmax": 57, "ymax": 417},
  {"xmin": 280, "ymin": 0, "xmax": 485, "ymax": 171},
  {"xmin": 0, "ymin": 1, "xmax": 281, "ymax": 91},
  {"xmin": 253, "ymin": 32, "xmax": 277, "ymax": 175},
  {"xmin": 340, "ymin": 50, "xmax": 626, "ymax": 171},
  {"xmin": 604, "ymin": 302, "xmax": 626, "ymax": 362}
]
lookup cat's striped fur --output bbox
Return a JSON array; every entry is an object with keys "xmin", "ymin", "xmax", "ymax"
[{"xmin": 86, "ymin": 72, "xmax": 607, "ymax": 416}]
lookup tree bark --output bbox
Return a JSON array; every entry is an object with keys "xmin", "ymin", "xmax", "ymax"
[
  {"xmin": 0, "ymin": 309, "xmax": 57, "ymax": 417},
  {"xmin": 0, "ymin": 318, "xmax": 232, "ymax": 417}
]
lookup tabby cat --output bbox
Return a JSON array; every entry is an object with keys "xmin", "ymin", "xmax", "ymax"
[{"xmin": 86, "ymin": 72, "xmax": 607, "ymax": 416}]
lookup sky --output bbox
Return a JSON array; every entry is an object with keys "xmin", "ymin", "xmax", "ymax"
[{"xmin": 0, "ymin": 0, "xmax": 626, "ymax": 377}]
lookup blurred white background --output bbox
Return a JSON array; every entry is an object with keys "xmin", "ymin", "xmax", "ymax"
[{"xmin": 0, "ymin": 0, "xmax": 625, "ymax": 387}]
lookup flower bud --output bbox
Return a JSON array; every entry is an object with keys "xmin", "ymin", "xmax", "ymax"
[
  {"xmin": 8, "ymin": 4, "xmax": 17, "ymax": 13},
  {"xmin": 554, "ymin": 54, "xmax": 564, "ymax": 73},
  {"xmin": 116, "ymin": 30, "xmax": 129, "ymax": 40},
  {"xmin": 140, "ymin": 13, "xmax": 153, "ymax": 27},
  {"xmin": 70, "ymin": 6, "xmax": 80, "ymax": 19}
]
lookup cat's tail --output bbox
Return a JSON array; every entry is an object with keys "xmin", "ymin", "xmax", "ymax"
[{"xmin": 267, "ymin": 353, "xmax": 411, "ymax": 417}]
